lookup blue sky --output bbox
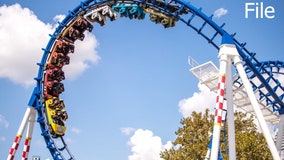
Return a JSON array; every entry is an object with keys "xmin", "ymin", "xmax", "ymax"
[{"xmin": 0, "ymin": 0, "xmax": 284, "ymax": 159}]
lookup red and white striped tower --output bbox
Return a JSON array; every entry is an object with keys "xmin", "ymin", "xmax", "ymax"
[
  {"xmin": 8, "ymin": 135, "xmax": 21, "ymax": 160},
  {"xmin": 22, "ymin": 108, "xmax": 36, "ymax": 160},
  {"xmin": 210, "ymin": 43, "xmax": 281, "ymax": 160},
  {"xmin": 7, "ymin": 107, "xmax": 36, "ymax": 160},
  {"xmin": 210, "ymin": 48, "xmax": 228, "ymax": 160},
  {"xmin": 22, "ymin": 138, "xmax": 31, "ymax": 160}
]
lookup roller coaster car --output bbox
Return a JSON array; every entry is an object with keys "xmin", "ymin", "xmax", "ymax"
[
  {"xmin": 48, "ymin": 52, "xmax": 70, "ymax": 68},
  {"xmin": 111, "ymin": 3, "xmax": 145, "ymax": 20},
  {"xmin": 49, "ymin": 97, "xmax": 66, "ymax": 110},
  {"xmin": 45, "ymin": 98, "xmax": 67, "ymax": 137},
  {"xmin": 54, "ymin": 39, "xmax": 75, "ymax": 55},
  {"xmin": 43, "ymin": 81, "xmax": 64, "ymax": 98},
  {"xmin": 52, "ymin": 109, "xmax": 68, "ymax": 126},
  {"xmin": 129, "ymin": 5, "xmax": 145, "ymax": 20},
  {"xmin": 72, "ymin": 17, "xmax": 93, "ymax": 33},
  {"xmin": 150, "ymin": 14, "xmax": 176, "ymax": 28},
  {"xmin": 86, "ymin": 11, "xmax": 107, "ymax": 26},
  {"xmin": 100, "ymin": 6, "xmax": 117, "ymax": 21},
  {"xmin": 145, "ymin": 8, "xmax": 176, "ymax": 28},
  {"xmin": 84, "ymin": 5, "xmax": 117, "ymax": 25},
  {"xmin": 45, "ymin": 68, "xmax": 65, "ymax": 81},
  {"xmin": 63, "ymin": 27, "xmax": 85, "ymax": 43}
]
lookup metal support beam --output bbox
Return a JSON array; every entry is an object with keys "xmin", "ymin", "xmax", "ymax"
[
  {"xmin": 7, "ymin": 107, "xmax": 37, "ymax": 160},
  {"xmin": 210, "ymin": 43, "xmax": 280, "ymax": 160},
  {"xmin": 233, "ymin": 50, "xmax": 280, "ymax": 160},
  {"xmin": 225, "ymin": 57, "xmax": 236, "ymax": 160},
  {"xmin": 276, "ymin": 115, "xmax": 284, "ymax": 156}
]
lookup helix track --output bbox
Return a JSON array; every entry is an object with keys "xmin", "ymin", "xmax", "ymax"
[
  {"xmin": 27, "ymin": 0, "xmax": 284, "ymax": 159},
  {"xmin": 234, "ymin": 61, "xmax": 284, "ymax": 116}
]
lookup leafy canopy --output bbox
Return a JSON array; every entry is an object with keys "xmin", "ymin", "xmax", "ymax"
[{"xmin": 160, "ymin": 109, "xmax": 272, "ymax": 160}]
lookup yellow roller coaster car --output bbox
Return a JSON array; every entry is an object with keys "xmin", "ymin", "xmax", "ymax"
[
  {"xmin": 45, "ymin": 98, "xmax": 67, "ymax": 137},
  {"xmin": 144, "ymin": 8, "xmax": 177, "ymax": 28}
]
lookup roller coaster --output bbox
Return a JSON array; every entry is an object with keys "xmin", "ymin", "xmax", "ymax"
[{"xmin": 6, "ymin": 0, "xmax": 284, "ymax": 160}]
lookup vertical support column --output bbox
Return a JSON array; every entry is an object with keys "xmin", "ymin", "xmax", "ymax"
[
  {"xmin": 276, "ymin": 115, "xmax": 284, "ymax": 156},
  {"xmin": 210, "ymin": 52, "xmax": 228, "ymax": 160},
  {"xmin": 22, "ymin": 107, "xmax": 36, "ymax": 160},
  {"xmin": 22, "ymin": 138, "xmax": 31, "ymax": 160},
  {"xmin": 233, "ymin": 53, "xmax": 280, "ymax": 160},
  {"xmin": 7, "ymin": 107, "xmax": 33, "ymax": 160},
  {"xmin": 225, "ymin": 58, "xmax": 236, "ymax": 160},
  {"xmin": 8, "ymin": 135, "xmax": 22, "ymax": 160}
]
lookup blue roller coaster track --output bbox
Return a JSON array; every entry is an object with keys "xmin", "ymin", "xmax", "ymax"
[{"xmin": 25, "ymin": 0, "xmax": 284, "ymax": 159}]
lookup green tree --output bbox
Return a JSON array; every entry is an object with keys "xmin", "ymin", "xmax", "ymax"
[{"xmin": 160, "ymin": 109, "xmax": 272, "ymax": 160}]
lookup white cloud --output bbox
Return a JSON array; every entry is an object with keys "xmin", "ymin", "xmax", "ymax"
[
  {"xmin": 53, "ymin": 14, "xmax": 65, "ymax": 23},
  {"xmin": 213, "ymin": 8, "xmax": 228, "ymax": 18},
  {"xmin": 0, "ymin": 114, "xmax": 9, "ymax": 129},
  {"xmin": 71, "ymin": 127, "xmax": 81, "ymax": 134},
  {"xmin": 0, "ymin": 4, "xmax": 51, "ymax": 86},
  {"xmin": 121, "ymin": 127, "xmax": 136, "ymax": 136},
  {"xmin": 63, "ymin": 32, "xmax": 100, "ymax": 80},
  {"xmin": 0, "ymin": 4, "xmax": 100, "ymax": 87},
  {"xmin": 178, "ymin": 83, "xmax": 216, "ymax": 117},
  {"xmin": 128, "ymin": 129, "xmax": 172, "ymax": 160}
]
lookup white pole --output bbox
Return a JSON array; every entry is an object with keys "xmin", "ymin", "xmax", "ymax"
[
  {"xmin": 22, "ymin": 107, "xmax": 36, "ymax": 160},
  {"xmin": 17, "ymin": 107, "xmax": 33, "ymax": 136},
  {"xmin": 210, "ymin": 53, "xmax": 228, "ymax": 160},
  {"xmin": 276, "ymin": 115, "xmax": 284, "ymax": 156},
  {"xmin": 225, "ymin": 58, "xmax": 236, "ymax": 160},
  {"xmin": 233, "ymin": 54, "xmax": 281, "ymax": 160},
  {"xmin": 7, "ymin": 106, "xmax": 33, "ymax": 160}
]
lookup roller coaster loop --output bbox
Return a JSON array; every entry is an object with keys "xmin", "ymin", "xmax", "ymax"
[{"xmin": 7, "ymin": 0, "xmax": 284, "ymax": 160}]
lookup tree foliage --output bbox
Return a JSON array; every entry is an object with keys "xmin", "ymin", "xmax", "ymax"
[{"xmin": 160, "ymin": 109, "xmax": 272, "ymax": 160}]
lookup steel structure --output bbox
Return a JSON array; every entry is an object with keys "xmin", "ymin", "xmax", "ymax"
[{"xmin": 7, "ymin": 0, "xmax": 284, "ymax": 159}]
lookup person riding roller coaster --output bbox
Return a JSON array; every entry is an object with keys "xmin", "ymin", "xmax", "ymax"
[
  {"xmin": 45, "ymin": 68, "xmax": 65, "ymax": 81},
  {"xmin": 72, "ymin": 17, "xmax": 93, "ymax": 33},
  {"xmin": 49, "ymin": 97, "xmax": 65, "ymax": 109},
  {"xmin": 44, "ymin": 81, "xmax": 64, "ymax": 98},
  {"xmin": 62, "ymin": 17, "xmax": 93, "ymax": 43},
  {"xmin": 52, "ymin": 109, "xmax": 68, "ymax": 126},
  {"xmin": 48, "ymin": 52, "xmax": 70, "ymax": 68},
  {"xmin": 44, "ymin": 98, "xmax": 67, "ymax": 137},
  {"xmin": 41, "ymin": 17, "xmax": 94, "ymax": 138},
  {"xmin": 50, "ymin": 98, "xmax": 68, "ymax": 127},
  {"xmin": 84, "ymin": 5, "xmax": 117, "ymax": 26},
  {"xmin": 54, "ymin": 39, "xmax": 75, "ymax": 55}
]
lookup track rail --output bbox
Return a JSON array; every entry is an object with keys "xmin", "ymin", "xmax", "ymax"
[
  {"xmin": 234, "ymin": 61, "xmax": 284, "ymax": 113},
  {"xmin": 26, "ymin": 0, "xmax": 284, "ymax": 159}
]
